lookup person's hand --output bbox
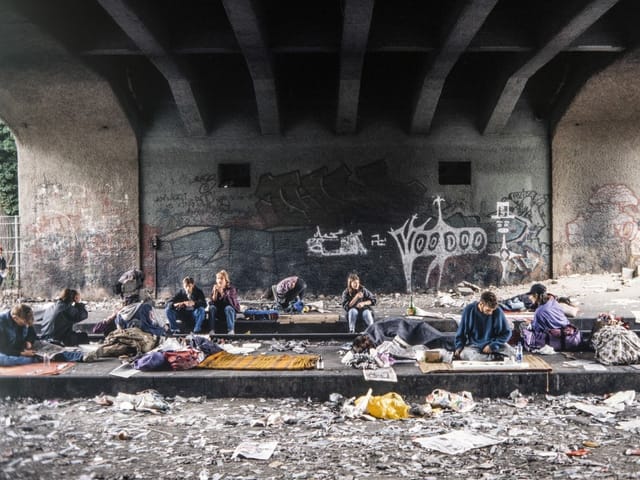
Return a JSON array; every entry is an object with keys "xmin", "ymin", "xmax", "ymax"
[
  {"xmin": 21, "ymin": 349, "xmax": 35, "ymax": 357},
  {"xmin": 453, "ymin": 349, "xmax": 462, "ymax": 360},
  {"xmin": 356, "ymin": 301, "xmax": 367, "ymax": 309},
  {"xmin": 482, "ymin": 345, "xmax": 492, "ymax": 354},
  {"xmin": 355, "ymin": 292, "xmax": 363, "ymax": 300}
]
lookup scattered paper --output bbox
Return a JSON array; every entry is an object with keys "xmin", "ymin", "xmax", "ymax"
[
  {"xmin": 232, "ymin": 441, "xmax": 278, "ymax": 460},
  {"xmin": 414, "ymin": 429, "xmax": 502, "ymax": 454},
  {"xmin": 363, "ymin": 367, "xmax": 397, "ymax": 383},
  {"xmin": 109, "ymin": 363, "xmax": 140, "ymax": 378}
]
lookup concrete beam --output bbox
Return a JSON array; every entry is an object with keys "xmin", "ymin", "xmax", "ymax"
[
  {"xmin": 222, "ymin": 0, "xmax": 280, "ymax": 135},
  {"xmin": 482, "ymin": 0, "xmax": 619, "ymax": 135},
  {"xmin": 97, "ymin": 0, "xmax": 207, "ymax": 136},
  {"xmin": 410, "ymin": 0, "xmax": 498, "ymax": 134},
  {"xmin": 336, "ymin": 0, "xmax": 374, "ymax": 134}
]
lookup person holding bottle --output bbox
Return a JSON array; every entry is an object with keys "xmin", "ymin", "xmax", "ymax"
[
  {"xmin": 341, "ymin": 272, "xmax": 377, "ymax": 334},
  {"xmin": 207, "ymin": 269, "xmax": 241, "ymax": 335}
]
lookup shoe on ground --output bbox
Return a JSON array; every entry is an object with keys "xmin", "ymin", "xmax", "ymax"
[
  {"xmin": 208, "ymin": 330, "xmax": 215, "ymax": 336},
  {"xmin": 228, "ymin": 330, "xmax": 235, "ymax": 335},
  {"xmin": 82, "ymin": 350, "xmax": 99, "ymax": 362}
]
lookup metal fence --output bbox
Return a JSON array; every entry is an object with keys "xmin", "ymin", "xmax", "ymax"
[{"xmin": 0, "ymin": 215, "xmax": 20, "ymax": 293}]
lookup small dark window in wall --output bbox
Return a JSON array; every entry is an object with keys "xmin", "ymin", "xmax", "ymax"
[
  {"xmin": 218, "ymin": 163, "xmax": 250, "ymax": 188},
  {"xmin": 438, "ymin": 161, "xmax": 471, "ymax": 185}
]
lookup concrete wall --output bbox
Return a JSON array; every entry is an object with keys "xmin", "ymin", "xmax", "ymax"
[
  {"xmin": 553, "ymin": 52, "xmax": 640, "ymax": 276},
  {"xmin": 143, "ymin": 110, "xmax": 551, "ymax": 298},
  {"xmin": 0, "ymin": 7, "xmax": 139, "ymax": 298}
]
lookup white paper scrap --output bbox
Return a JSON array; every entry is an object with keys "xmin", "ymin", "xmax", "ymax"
[
  {"xmin": 414, "ymin": 430, "xmax": 503, "ymax": 455},
  {"xmin": 363, "ymin": 367, "xmax": 398, "ymax": 382},
  {"xmin": 232, "ymin": 441, "xmax": 278, "ymax": 460}
]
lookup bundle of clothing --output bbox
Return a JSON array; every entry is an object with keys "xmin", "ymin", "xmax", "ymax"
[{"xmin": 591, "ymin": 313, "xmax": 640, "ymax": 365}]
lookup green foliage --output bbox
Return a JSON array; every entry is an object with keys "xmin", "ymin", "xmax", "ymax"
[{"xmin": 0, "ymin": 122, "xmax": 18, "ymax": 215}]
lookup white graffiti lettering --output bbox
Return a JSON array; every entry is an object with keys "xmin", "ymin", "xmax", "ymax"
[
  {"xmin": 389, "ymin": 196, "xmax": 487, "ymax": 292},
  {"xmin": 306, "ymin": 226, "xmax": 367, "ymax": 257}
]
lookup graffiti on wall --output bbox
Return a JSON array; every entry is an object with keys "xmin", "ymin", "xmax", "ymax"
[
  {"xmin": 490, "ymin": 190, "xmax": 550, "ymax": 283},
  {"xmin": 389, "ymin": 196, "xmax": 487, "ymax": 292},
  {"xmin": 565, "ymin": 184, "xmax": 640, "ymax": 271},
  {"xmin": 26, "ymin": 177, "xmax": 137, "ymax": 293},
  {"xmin": 306, "ymin": 226, "xmax": 367, "ymax": 257},
  {"xmin": 255, "ymin": 160, "xmax": 427, "ymax": 228}
]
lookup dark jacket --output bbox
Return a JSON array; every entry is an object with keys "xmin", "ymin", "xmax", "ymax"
[
  {"xmin": 40, "ymin": 300, "xmax": 88, "ymax": 343},
  {"xmin": 341, "ymin": 286, "xmax": 377, "ymax": 312},
  {"xmin": 0, "ymin": 310, "xmax": 36, "ymax": 356},
  {"xmin": 169, "ymin": 286, "xmax": 207, "ymax": 310}
]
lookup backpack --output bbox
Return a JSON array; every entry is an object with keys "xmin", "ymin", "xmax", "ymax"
[{"xmin": 114, "ymin": 269, "xmax": 145, "ymax": 299}]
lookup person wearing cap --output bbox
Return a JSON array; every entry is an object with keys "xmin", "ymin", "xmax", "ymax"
[
  {"xmin": 526, "ymin": 283, "xmax": 571, "ymax": 334},
  {"xmin": 520, "ymin": 282, "xmax": 583, "ymax": 351},
  {"xmin": 454, "ymin": 291, "xmax": 514, "ymax": 361}
]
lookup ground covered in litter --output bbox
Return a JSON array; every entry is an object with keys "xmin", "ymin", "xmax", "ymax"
[{"xmin": 2, "ymin": 390, "xmax": 640, "ymax": 479}]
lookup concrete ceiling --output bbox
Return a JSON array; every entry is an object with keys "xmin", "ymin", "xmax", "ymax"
[{"xmin": 4, "ymin": 0, "xmax": 639, "ymax": 136}]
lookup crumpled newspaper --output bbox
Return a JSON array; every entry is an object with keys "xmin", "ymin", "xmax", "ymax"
[{"xmin": 94, "ymin": 389, "xmax": 169, "ymax": 413}]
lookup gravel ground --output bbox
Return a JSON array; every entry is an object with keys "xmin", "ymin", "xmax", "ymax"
[{"xmin": 2, "ymin": 391, "xmax": 640, "ymax": 479}]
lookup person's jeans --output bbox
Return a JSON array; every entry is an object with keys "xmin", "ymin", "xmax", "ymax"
[
  {"xmin": 165, "ymin": 306, "xmax": 205, "ymax": 332},
  {"xmin": 0, "ymin": 353, "xmax": 37, "ymax": 366},
  {"xmin": 348, "ymin": 308, "xmax": 374, "ymax": 333},
  {"xmin": 0, "ymin": 350, "xmax": 83, "ymax": 366},
  {"xmin": 55, "ymin": 351, "xmax": 84, "ymax": 362},
  {"xmin": 208, "ymin": 305, "xmax": 236, "ymax": 333}
]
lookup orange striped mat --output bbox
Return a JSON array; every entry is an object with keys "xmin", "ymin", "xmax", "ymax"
[
  {"xmin": 198, "ymin": 351, "xmax": 319, "ymax": 370},
  {"xmin": 0, "ymin": 362, "xmax": 75, "ymax": 376}
]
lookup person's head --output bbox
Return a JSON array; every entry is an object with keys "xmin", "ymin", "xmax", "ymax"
[
  {"xmin": 216, "ymin": 270, "xmax": 230, "ymax": 288},
  {"xmin": 352, "ymin": 334, "xmax": 375, "ymax": 353},
  {"xmin": 347, "ymin": 273, "xmax": 361, "ymax": 293},
  {"xmin": 526, "ymin": 283, "xmax": 547, "ymax": 305},
  {"xmin": 182, "ymin": 276, "xmax": 195, "ymax": 293},
  {"xmin": 10, "ymin": 304, "xmax": 34, "ymax": 327},
  {"xmin": 59, "ymin": 288, "xmax": 80, "ymax": 303},
  {"xmin": 477, "ymin": 291, "xmax": 498, "ymax": 315}
]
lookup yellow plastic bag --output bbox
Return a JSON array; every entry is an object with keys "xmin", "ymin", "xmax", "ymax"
[{"xmin": 362, "ymin": 392, "xmax": 410, "ymax": 420}]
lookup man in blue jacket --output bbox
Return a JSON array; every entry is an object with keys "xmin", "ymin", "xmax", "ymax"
[{"xmin": 454, "ymin": 291, "xmax": 514, "ymax": 361}]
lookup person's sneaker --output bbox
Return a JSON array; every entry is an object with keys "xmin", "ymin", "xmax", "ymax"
[
  {"xmin": 228, "ymin": 330, "xmax": 235, "ymax": 335},
  {"xmin": 208, "ymin": 330, "xmax": 216, "ymax": 336},
  {"xmin": 82, "ymin": 350, "xmax": 99, "ymax": 362}
]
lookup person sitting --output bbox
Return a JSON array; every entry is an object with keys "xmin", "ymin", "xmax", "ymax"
[
  {"xmin": 115, "ymin": 299, "xmax": 169, "ymax": 337},
  {"xmin": 165, "ymin": 276, "xmax": 207, "ymax": 333},
  {"xmin": 454, "ymin": 291, "xmax": 514, "ymax": 361},
  {"xmin": 272, "ymin": 276, "xmax": 306, "ymax": 312},
  {"xmin": 341, "ymin": 272, "xmax": 376, "ymax": 333},
  {"xmin": 521, "ymin": 283, "xmax": 582, "ymax": 351},
  {"xmin": 39, "ymin": 288, "xmax": 89, "ymax": 346},
  {"xmin": 207, "ymin": 269, "xmax": 240, "ymax": 335},
  {"xmin": 0, "ymin": 304, "xmax": 88, "ymax": 366}
]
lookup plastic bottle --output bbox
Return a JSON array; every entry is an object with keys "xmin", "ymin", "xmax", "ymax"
[{"xmin": 515, "ymin": 343, "xmax": 523, "ymax": 364}]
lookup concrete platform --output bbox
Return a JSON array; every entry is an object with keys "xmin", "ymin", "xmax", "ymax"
[
  {"xmin": 2, "ymin": 345, "xmax": 639, "ymax": 401},
  {"xmin": 14, "ymin": 278, "xmax": 640, "ymax": 401}
]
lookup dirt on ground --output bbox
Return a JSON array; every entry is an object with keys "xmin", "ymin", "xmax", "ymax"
[{"xmin": 2, "ymin": 390, "xmax": 640, "ymax": 479}]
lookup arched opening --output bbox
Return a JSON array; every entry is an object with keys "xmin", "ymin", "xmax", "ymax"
[{"xmin": 0, "ymin": 119, "xmax": 19, "ymax": 295}]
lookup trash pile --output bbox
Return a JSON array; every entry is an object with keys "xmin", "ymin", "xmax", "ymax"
[{"xmin": 2, "ymin": 388, "xmax": 640, "ymax": 479}]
